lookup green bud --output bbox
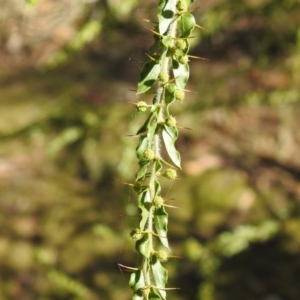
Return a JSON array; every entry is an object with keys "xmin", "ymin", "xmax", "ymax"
[
  {"xmin": 166, "ymin": 116, "xmax": 176, "ymax": 127},
  {"xmin": 156, "ymin": 250, "xmax": 169, "ymax": 262},
  {"xmin": 136, "ymin": 101, "xmax": 148, "ymax": 112},
  {"xmin": 143, "ymin": 149, "xmax": 155, "ymax": 160},
  {"xmin": 153, "ymin": 196, "xmax": 164, "ymax": 208},
  {"xmin": 174, "ymin": 49, "xmax": 184, "ymax": 58},
  {"xmin": 175, "ymin": 39, "xmax": 186, "ymax": 50},
  {"xmin": 159, "ymin": 71, "xmax": 169, "ymax": 84},
  {"xmin": 174, "ymin": 89, "xmax": 185, "ymax": 101},
  {"xmin": 130, "ymin": 228, "xmax": 143, "ymax": 240},
  {"xmin": 176, "ymin": 0, "xmax": 187, "ymax": 11},
  {"xmin": 166, "ymin": 83, "xmax": 176, "ymax": 94},
  {"xmin": 178, "ymin": 55, "xmax": 189, "ymax": 65},
  {"xmin": 164, "ymin": 168, "xmax": 177, "ymax": 180}
]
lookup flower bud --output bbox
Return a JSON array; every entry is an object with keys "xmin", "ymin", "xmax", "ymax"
[
  {"xmin": 166, "ymin": 83, "xmax": 176, "ymax": 94},
  {"xmin": 178, "ymin": 55, "xmax": 189, "ymax": 65},
  {"xmin": 156, "ymin": 250, "xmax": 169, "ymax": 262},
  {"xmin": 164, "ymin": 168, "xmax": 177, "ymax": 180},
  {"xmin": 166, "ymin": 116, "xmax": 176, "ymax": 127},
  {"xmin": 174, "ymin": 89, "xmax": 185, "ymax": 101},
  {"xmin": 143, "ymin": 149, "xmax": 155, "ymax": 161},
  {"xmin": 175, "ymin": 39, "xmax": 186, "ymax": 51},
  {"xmin": 176, "ymin": 0, "xmax": 187, "ymax": 11},
  {"xmin": 130, "ymin": 228, "xmax": 143, "ymax": 240},
  {"xmin": 136, "ymin": 101, "xmax": 148, "ymax": 112},
  {"xmin": 153, "ymin": 196, "xmax": 164, "ymax": 208},
  {"xmin": 159, "ymin": 71, "xmax": 169, "ymax": 84}
]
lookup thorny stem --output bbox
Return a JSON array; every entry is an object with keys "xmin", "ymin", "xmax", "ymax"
[
  {"xmin": 127, "ymin": 0, "xmax": 198, "ymax": 298},
  {"xmin": 140, "ymin": 15, "xmax": 179, "ymax": 289}
]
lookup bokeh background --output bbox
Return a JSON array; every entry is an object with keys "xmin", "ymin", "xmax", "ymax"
[{"xmin": 1, "ymin": 0, "xmax": 300, "ymax": 299}]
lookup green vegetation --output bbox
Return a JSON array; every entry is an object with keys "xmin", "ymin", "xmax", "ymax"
[{"xmin": 0, "ymin": 0, "xmax": 300, "ymax": 299}]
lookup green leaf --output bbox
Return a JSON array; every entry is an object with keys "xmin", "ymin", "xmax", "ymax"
[
  {"xmin": 154, "ymin": 178, "xmax": 161, "ymax": 197},
  {"xmin": 162, "ymin": 125, "xmax": 181, "ymax": 168},
  {"xmin": 136, "ymin": 161, "xmax": 150, "ymax": 181},
  {"xmin": 136, "ymin": 234, "xmax": 151, "ymax": 257},
  {"xmin": 136, "ymin": 136, "xmax": 149, "ymax": 162},
  {"xmin": 137, "ymin": 111, "xmax": 158, "ymax": 135},
  {"xmin": 155, "ymin": 159, "xmax": 162, "ymax": 173},
  {"xmin": 138, "ymin": 190, "xmax": 151, "ymax": 207},
  {"xmin": 138, "ymin": 191, "xmax": 151, "ymax": 230},
  {"xmin": 129, "ymin": 270, "xmax": 145, "ymax": 293},
  {"xmin": 136, "ymin": 136, "xmax": 150, "ymax": 180},
  {"xmin": 172, "ymin": 58, "xmax": 189, "ymax": 89},
  {"xmin": 137, "ymin": 61, "xmax": 161, "ymax": 94},
  {"xmin": 161, "ymin": 36, "xmax": 172, "ymax": 49},
  {"xmin": 165, "ymin": 86, "xmax": 175, "ymax": 105},
  {"xmin": 182, "ymin": 40, "xmax": 190, "ymax": 55},
  {"xmin": 149, "ymin": 288, "xmax": 164, "ymax": 300},
  {"xmin": 154, "ymin": 207, "xmax": 169, "ymax": 249},
  {"xmin": 177, "ymin": 13, "xmax": 196, "ymax": 38},
  {"xmin": 164, "ymin": 87, "xmax": 175, "ymax": 116},
  {"xmin": 158, "ymin": 0, "xmax": 177, "ymax": 34},
  {"xmin": 132, "ymin": 294, "xmax": 143, "ymax": 300},
  {"xmin": 151, "ymin": 259, "xmax": 168, "ymax": 299}
]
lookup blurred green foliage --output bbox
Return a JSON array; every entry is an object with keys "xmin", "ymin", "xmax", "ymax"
[{"xmin": 1, "ymin": 0, "xmax": 300, "ymax": 299}]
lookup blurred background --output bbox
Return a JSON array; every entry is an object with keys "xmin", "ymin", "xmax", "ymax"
[{"xmin": 1, "ymin": 0, "xmax": 300, "ymax": 299}]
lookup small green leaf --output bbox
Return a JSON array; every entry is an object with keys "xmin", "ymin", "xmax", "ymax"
[
  {"xmin": 132, "ymin": 294, "xmax": 143, "ymax": 300},
  {"xmin": 182, "ymin": 40, "xmax": 190, "ymax": 55},
  {"xmin": 137, "ymin": 111, "xmax": 158, "ymax": 135},
  {"xmin": 164, "ymin": 87, "xmax": 175, "ymax": 116},
  {"xmin": 162, "ymin": 125, "xmax": 181, "ymax": 168},
  {"xmin": 158, "ymin": 0, "xmax": 177, "ymax": 34},
  {"xmin": 136, "ymin": 161, "xmax": 150, "ymax": 181},
  {"xmin": 138, "ymin": 190, "xmax": 151, "ymax": 230},
  {"xmin": 140, "ymin": 206, "xmax": 150, "ymax": 231},
  {"xmin": 138, "ymin": 190, "xmax": 151, "ymax": 207},
  {"xmin": 154, "ymin": 178, "xmax": 161, "ymax": 197},
  {"xmin": 136, "ymin": 234, "xmax": 151, "ymax": 257},
  {"xmin": 136, "ymin": 136, "xmax": 149, "ymax": 162},
  {"xmin": 154, "ymin": 207, "xmax": 169, "ymax": 249},
  {"xmin": 172, "ymin": 58, "xmax": 189, "ymax": 89},
  {"xmin": 149, "ymin": 288, "xmax": 164, "ymax": 300},
  {"xmin": 151, "ymin": 259, "xmax": 168, "ymax": 299},
  {"xmin": 161, "ymin": 36, "xmax": 172, "ymax": 49},
  {"xmin": 129, "ymin": 270, "xmax": 144, "ymax": 291},
  {"xmin": 165, "ymin": 86, "xmax": 175, "ymax": 105},
  {"xmin": 177, "ymin": 13, "xmax": 196, "ymax": 38},
  {"xmin": 155, "ymin": 159, "xmax": 162, "ymax": 173},
  {"xmin": 137, "ymin": 62, "xmax": 161, "ymax": 94}
]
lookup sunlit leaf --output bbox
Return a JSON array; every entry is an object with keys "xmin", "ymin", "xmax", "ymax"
[
  {"xmin": 137, "ymin": 111, "xmax": 158, "ymax": 135},
  {"xmin": 149, "ymin": 288, "xmax": 164, "ymax": 300},
  {"xmin": 136, "ymin": 160, "xmax": 150, "ymax": 181},
  {"xmin": 172, "ymin": 58, "xmax": 189, "ymax": 89},
  {"xmin": 136, "ymin": 234, "xmax": 151, "ymax": 257},
  {"xmin": 177, "ymin": 13, "xmax": 196, "ymax": 38},
  {"xmin": 158, "ymin": 0, "xmax": 177, "ymax": 34},
  {"xmin": 137, "ymin": 62, "xmax": 161, "ymax": 94},
  {"xmin": 162, "ymin": 125, "xmax": 181, "ymax": 168},
  {"xmin": 138, "ymin": 190, "xmax": 151, "ymax": 230},
  {"xmin": 154, "ymin": 207, "xmax": 169, "ymax": 249},
  {"xmin": 129, "ymin": 270, "xmax": 145, "ymax": 292},
  {"xmin": 161, "ymin": 36, "xmax": 172, "ymax": 49},
  {"xmin": 151, "ymin": 259, "xmax": 168, "ymax": 299},
  {"xmin": 154, "ymin": 178, "xmax": 161, "ymax": 197}
]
